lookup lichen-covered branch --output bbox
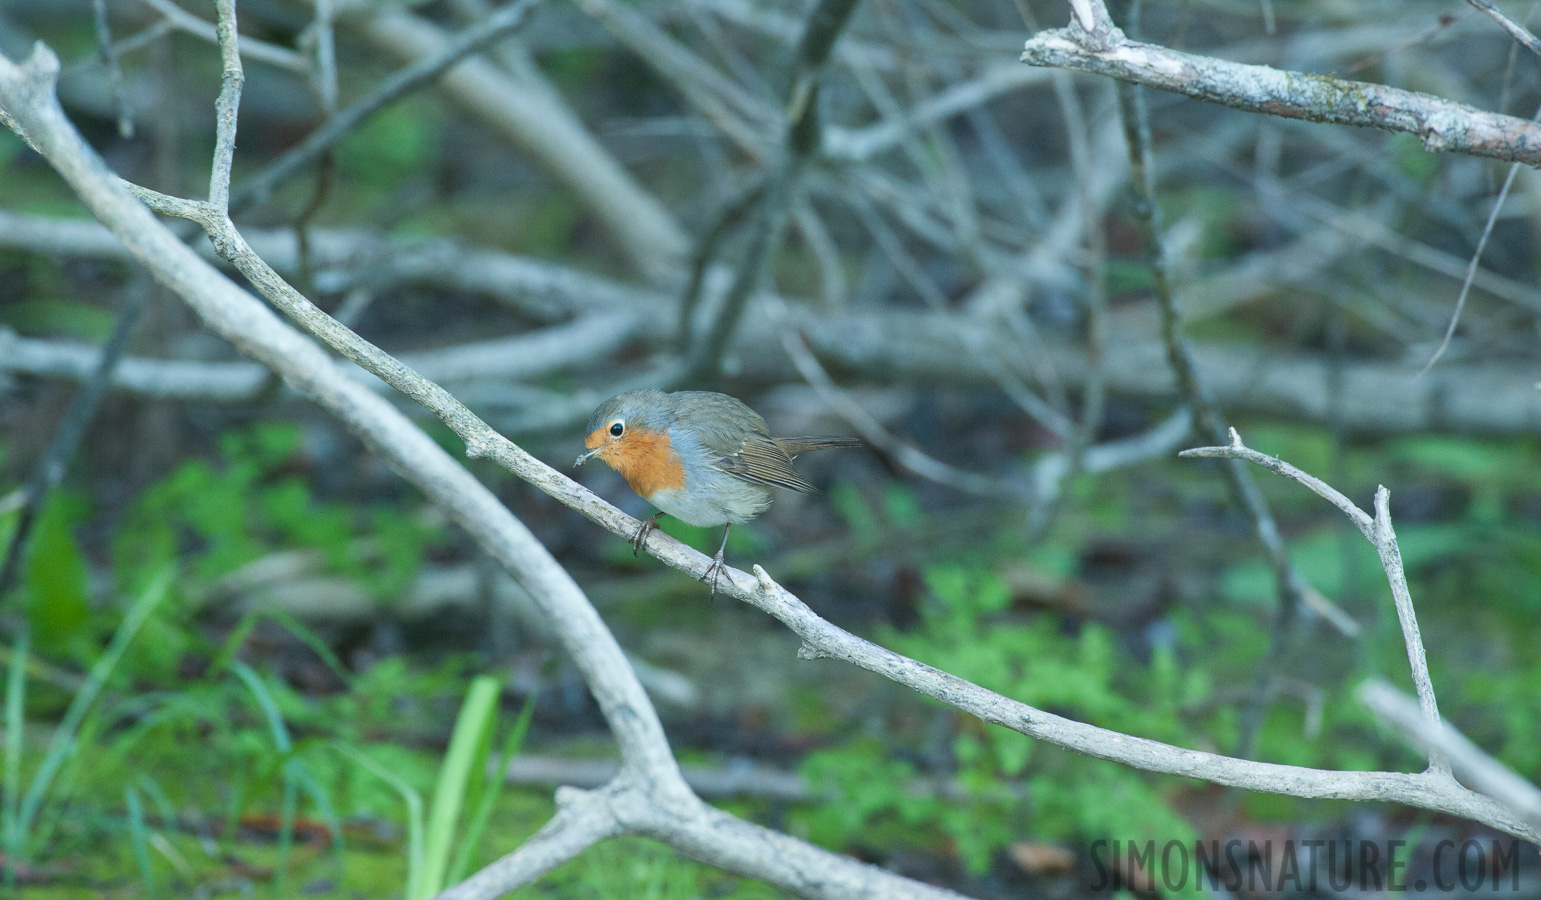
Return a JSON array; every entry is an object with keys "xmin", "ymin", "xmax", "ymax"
[{"xmin": 1022, "ymin": 22, "xmax": 1541, "ymax": 165}]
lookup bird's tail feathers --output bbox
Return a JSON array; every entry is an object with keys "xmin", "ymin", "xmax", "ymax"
[{"xmin": 774, "ymin": 435, "xmax": 863, "ymax": 456}]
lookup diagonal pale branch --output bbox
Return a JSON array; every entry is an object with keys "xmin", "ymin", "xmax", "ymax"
[
  {"xmin": 1022, "ymin": 22, "xmax": 1541, "ymax": 166},
  {"xmin": 0, "ymin": 38, "xmax": 968, "ymax": 900}
]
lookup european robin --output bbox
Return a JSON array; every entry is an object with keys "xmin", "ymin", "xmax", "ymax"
[{"xmin": 574, "ymin": 389, "xmax": 860, "ymax": 593}]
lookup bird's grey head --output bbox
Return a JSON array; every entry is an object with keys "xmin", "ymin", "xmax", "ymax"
[{"xmin": 575, "ymin": 389, "xmax": 670, "ymax": 467}]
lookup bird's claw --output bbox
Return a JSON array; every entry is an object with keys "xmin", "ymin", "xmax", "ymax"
[
  {"xmin": 700, "ymin": 553, "xmax": 727, "ymax": 596},
  {"xmin": 629, "ymin": 515, "xmax": 658, "ymax": 556}
]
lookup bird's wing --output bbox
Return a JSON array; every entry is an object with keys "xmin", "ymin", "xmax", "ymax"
[
  {"xmin": 712, "ymin": 433, "xmax": 818, "ymax": 493},
  {"xmin": 774, "ymin": 435, "xmax": 862, "ymax": 456}
]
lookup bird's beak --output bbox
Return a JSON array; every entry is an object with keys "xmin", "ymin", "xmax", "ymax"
[{"xmin": 574, "ymin": 447, "xmax": 601, "ymax": 467}]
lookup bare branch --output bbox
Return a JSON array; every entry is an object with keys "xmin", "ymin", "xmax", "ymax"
[
  {"xmin": 1360, "ymin": 681, "xmax": 1541, "ymax": 831},
  {"xmin": 1465, "ymin": 0, "xmax": 1541, "ymax": 58},
  {"xmin": 436, "ymin": 783, "xmax": 623, "ymax": 900},
  {"xmin": 738, "ymin": 561, "xmax": 1535, "ymax": 841},
  {"xmin": 503, "ymin": 756, "xmax": 811, "ymax": 801},
  {"xmin": 569, "ymin": 0, "xmax": 773, "ymax": 155},
  {"xmin": 1022, "ymin": 24, "xmax": 1541, "ymax": 166},
  {"xmin": 681, "ymin": 0, "xmax": 860, "ymax": 382},
  {"xmin": 1180, "ymin": 428, "xmax": 1373, "ymax": 538},
  {"xmin": 1180, "ymin": 430, "xmax": 1449, "ymax": 776},
  {"xmin": 8, "ymin": 270, "xmax": 1541, "ymax": 439},
  {"xmin": 777, "ymin": 316, "xmax": 1018, "ymax": 498},
  {"xmin": 1421, "ymin": 154, "xmax": 1526, "ymax": 373},
  {"xmin": 207, "ymin": 0, "xmax": 242, "ymax": 213},
  {"xmin": 90, "ymin": 0, "xmax": 132, "ymax": 138},
  {"xmin": 825, "ymin": 63, "xmax": 1051, "ymax": 162},
  {"xmin": 1027, "ymin": 71, "xmax": 1108, "ymax": 541},
  {"xmin": 0, "ymin": 43, "xmax": 981, "ymax": 899},
  {"xmin": 0, "ymin": 30, "xmax": 686, "ymax": 791},
  {"xmin": 1372, "ymin": 488, "xmax": 1449, "ymax": 776}
]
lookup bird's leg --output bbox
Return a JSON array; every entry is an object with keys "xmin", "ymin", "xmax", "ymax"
[
  {"xmin": 700, "ymin": 524, "xmax": 732, "ymax": 596},
  {"xmin": 630, "ymin": 513, "xmax": 666, "ymax": 556}
]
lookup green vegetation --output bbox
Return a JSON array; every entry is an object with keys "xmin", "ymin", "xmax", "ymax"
[{"xmin": 0, "ymin": 397, "xmax": 1538, "ymax": 898}]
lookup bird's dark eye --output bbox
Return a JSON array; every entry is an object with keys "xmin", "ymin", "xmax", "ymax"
[{"xmin": 609, "ymin": 422, "xmax": 625, "ymax": 437}]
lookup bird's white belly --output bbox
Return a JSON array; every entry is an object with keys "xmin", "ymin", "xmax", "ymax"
[{"xmin": 648, "ymin": 471, "xmax": 772, "ymax": 527}]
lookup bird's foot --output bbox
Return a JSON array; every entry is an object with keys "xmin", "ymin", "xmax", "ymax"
[
  {"xmin": 630, "ymin": 514, "xmax": 661, "ymax": 556},
  {"xmin": 700, "ymin": 551, "xmax": 728, "ymax": 596}
]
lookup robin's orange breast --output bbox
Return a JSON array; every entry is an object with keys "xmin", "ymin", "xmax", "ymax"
[{"xmin": 597, "ymin": 429, "xmax": 687, "ymax": 500}]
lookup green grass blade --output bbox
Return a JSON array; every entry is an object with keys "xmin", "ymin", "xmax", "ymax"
[
  {"xmin": 3, "ymin": 626, "xmax": 28, "ymax": 892},
  {"xmin": 124, "ymin": 786, "xmax": 157, "ymax": 895},
  {"xmin": 332, "ymin": 741, "xmax": 424, "ymax": 900},
  {"xmin": 221, "ymin": 775, "xmax": 247, "ymax": 854},
  {"xmin": 229, "ymin": 661, "xmax": 293, "ymax": 753},
  {"xmin": 292, "ymin": 757, "xmax": 346, "ymax": 877},
  {"xmin": 16, "ymin": 567, "xmax": 172, "ymax": 845},
  {"xmin": 276, "ymin": 766, "xmax": 299, "ymax": 900},
  {"xmin": 230, "ymin": 661, "xmax": 300, "ymax": 896},
  {"xmin": 416, "ymin": 674, "xmax": 500, "ymax": 900},
  {"xmin": 213, "ymin": 609, "xmax": 351, "ymax": 689},
  {"xmin": 136, "ymin": 774, "xmax": 179, "ymax": 835},
  {"xmin": 447, "ymin": 691, "xmax": 536, "ymax": 885}
]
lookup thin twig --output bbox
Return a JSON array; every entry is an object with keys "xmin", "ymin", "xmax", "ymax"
[
  {"xmin": 229, "ymin": 0, "xmax": 542, "ymax": 215},
  {"xmin": 137, "ymin": 0, "xmax": 309, "ymax": 73},
  {"xmin": 1025, "ymin": 72, "xmax": 1107, "ymax": 542},
  {"xmin": 207, "ymin": 0, "xmax": 242, "ymax": 213},
  {"xmin": 677, "ymin": 176, "xmax": 767, "ymax": 351},
  {"xmin": 682, "ymin": 0, "xmax": 861, "ymax": 382},
  {"xmin": 306, "ymin": 0, "xmax": 340, "ymax": 114},
  {"xmin": 1465, "ymin": 0, "xmax": 1541, "ymax": 58},
  {"xmin": 1181, "ymin": 430, "xmax": 1450, "ymax": 777},
  {"xmin": 0, "ymin": 279, "xmax": 150, "ymax": 604},
  {"xmin": 91, "ymin": 0, "xmax": 133, "ymax": 138},
  {"xmin": 1371, "ymin": 488, "xmax": 1449, "ymax": 776},
  {"xmin": 1420, "ymin": 104, "xmax": 1541, "ymax": 373},
  {"xmin": 792, "ymin": 199, "xmax": 846, "ymax": 309},
  {"xmin": 776, "ymin": 314, "xmax": 1018, "ymax": 498},
  {"xmin": 351, "ymin": 0, "xmax": 688, "ymax": 281},
  {"xmin": 1116, "ymin": 77, "xmax": 1311, "ymax": 764},
  {"xmin": 569, "ymin": 0, "xmax": 772, "ymax": 155},
  {"xmin": 62, "ymin": 20, "xmax": 174, "ymax": 79},
  {"xmin": 291, "ymin": 0, "xmax": 340, "ymax": 297},
  {"xmin": 1179, "ymin": 429, "xmax": 1372, "ymax": 537},
  {"xmin": 832, "ymin": 180, "xmax": 1074, "ymax": 439}
]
